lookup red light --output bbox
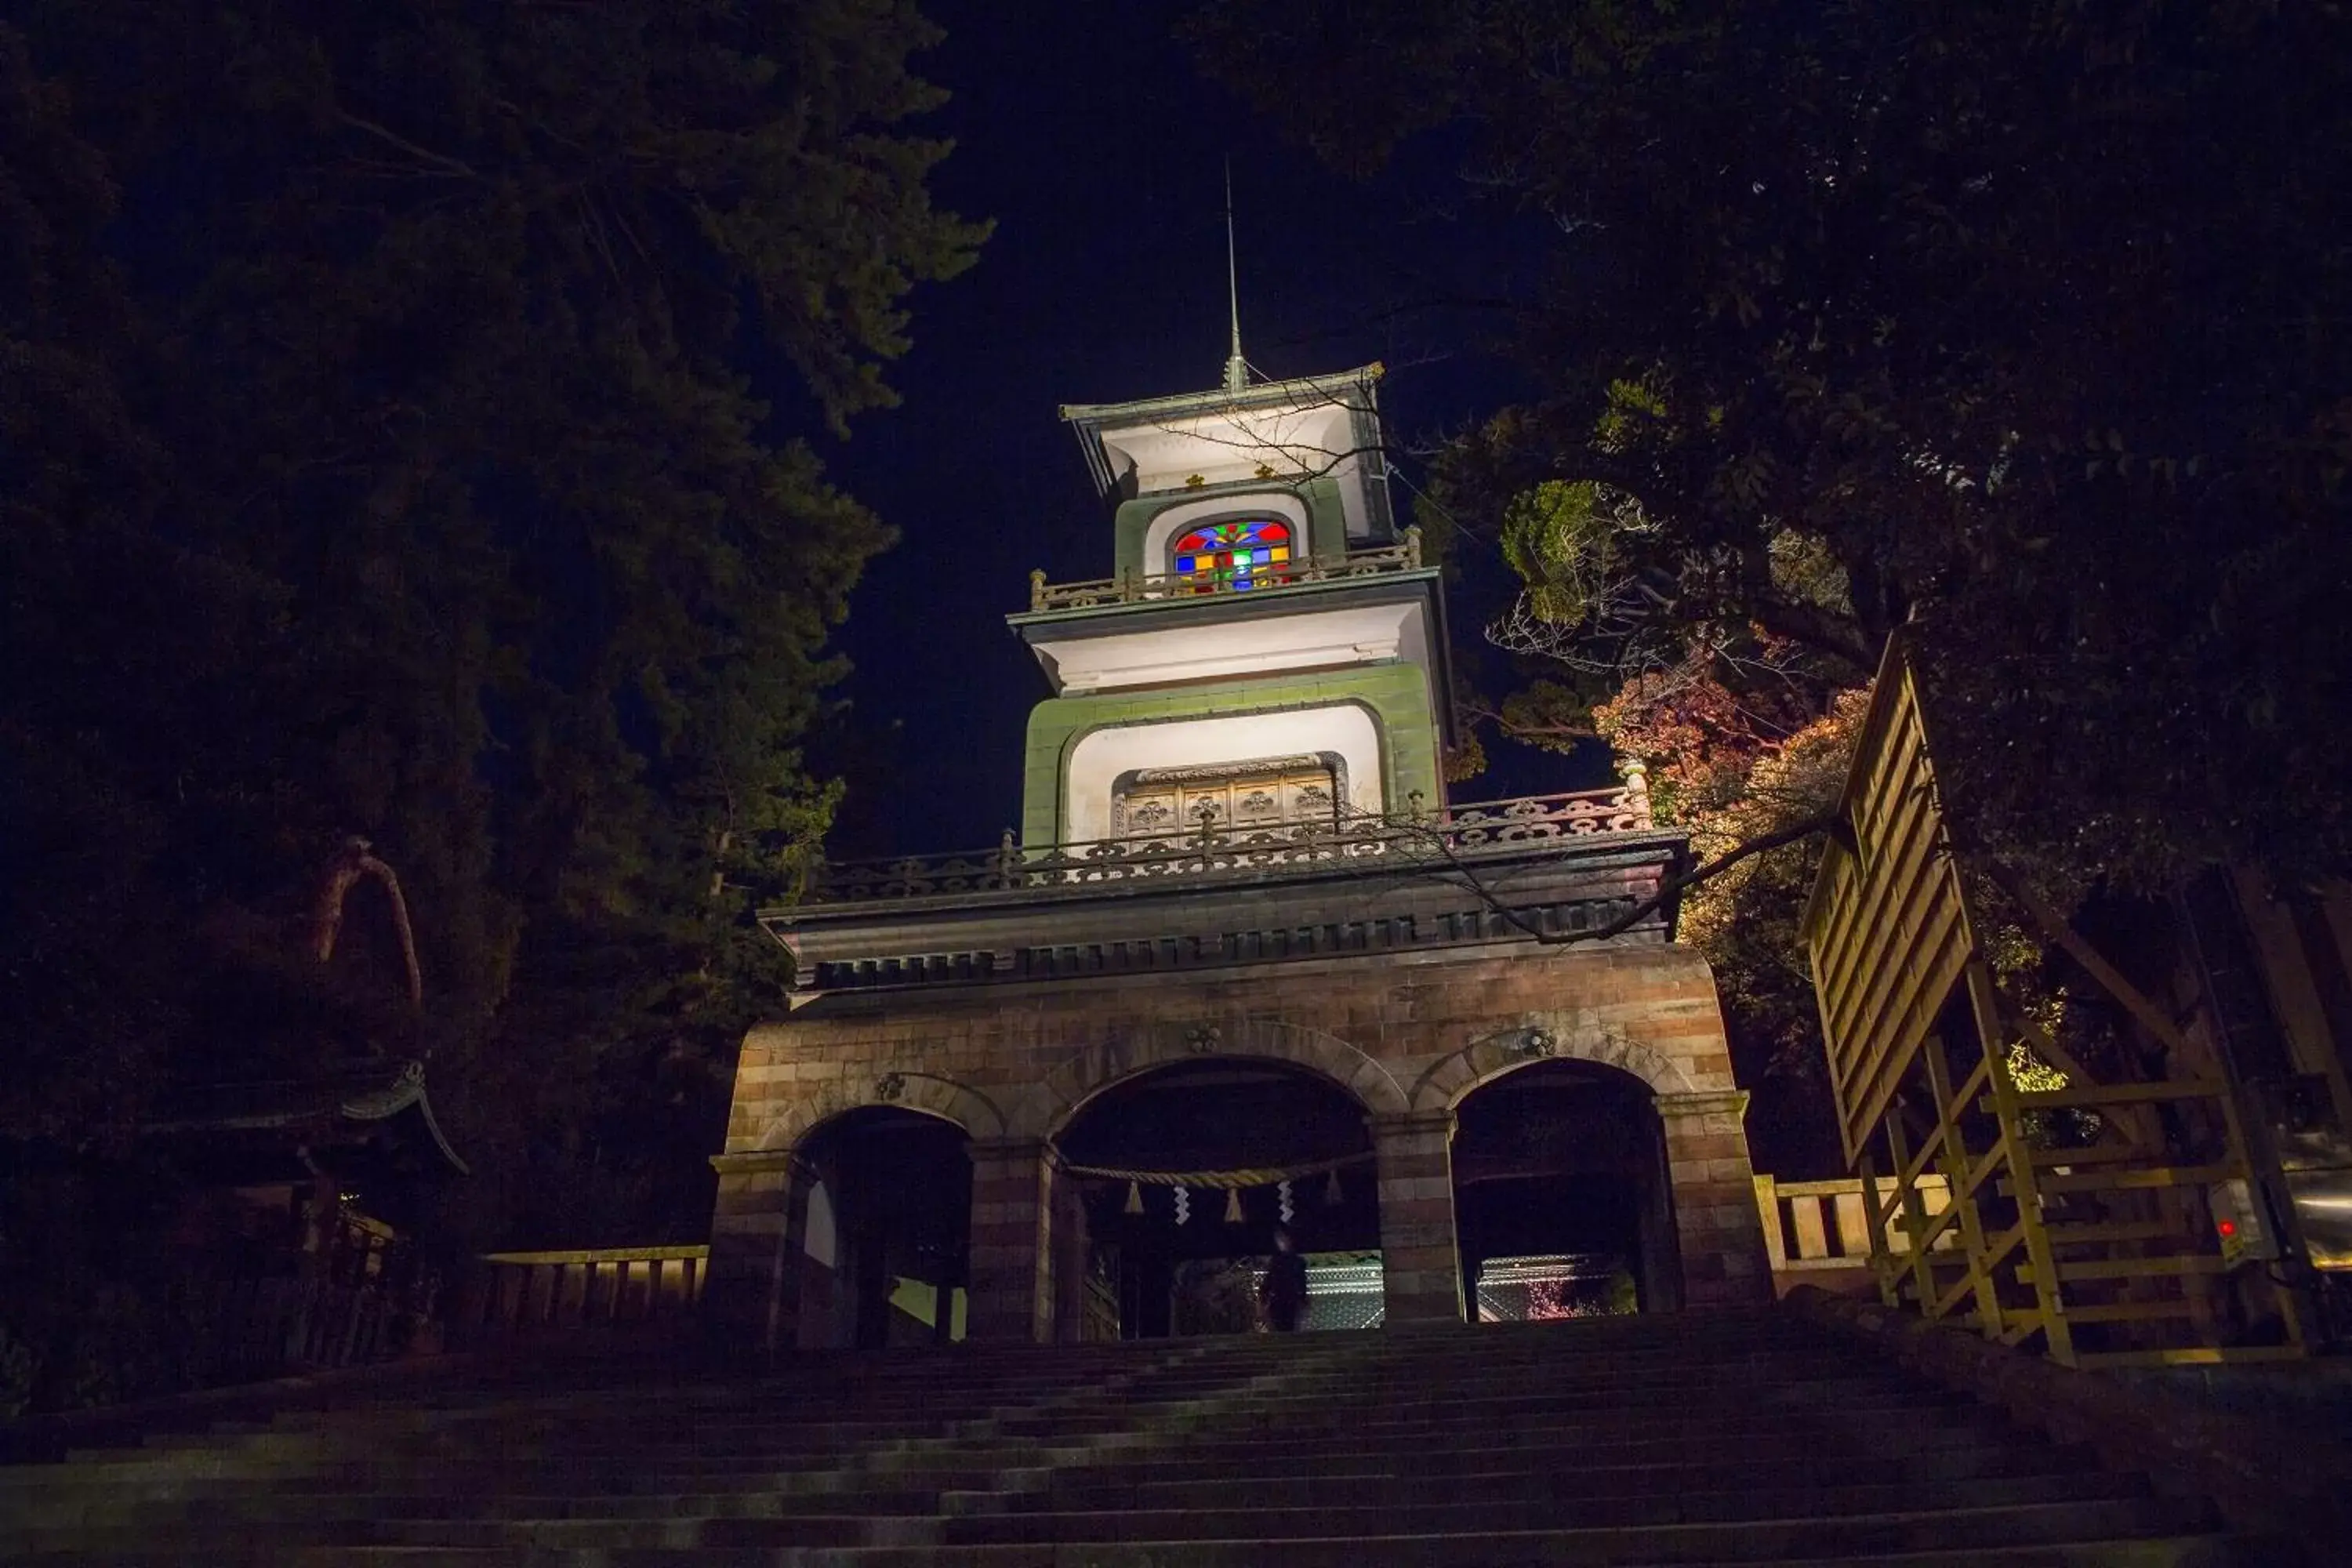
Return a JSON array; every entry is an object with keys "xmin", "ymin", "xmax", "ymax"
[{"xmin": 2218, "ymin": 1219, "xmax": 2238, "ymax": 1236}]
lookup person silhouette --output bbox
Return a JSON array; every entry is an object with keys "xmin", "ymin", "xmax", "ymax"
[{"xmin": 1259, "ymin": 1225, "xmax": 1308, "ymax": 1333}]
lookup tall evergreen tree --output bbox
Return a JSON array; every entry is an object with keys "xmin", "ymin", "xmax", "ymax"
[{"xmin": 2, "ymin": 2, "xmax": 985, "ymax": 1265}]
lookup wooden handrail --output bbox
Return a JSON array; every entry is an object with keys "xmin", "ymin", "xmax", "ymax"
[
  {"xmin": 477, "ymin": 1244, "xmax": 708, "ymax": 1265},
  {"xmin": 457, "ymin": 1244, "xmax": 708, "ymax": 1342},
  {"xmin": 1755, "ymin": 1171, "xmax": 1955, "ymax": 1272}
]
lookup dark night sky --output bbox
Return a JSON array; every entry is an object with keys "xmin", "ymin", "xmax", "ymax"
[{"xmin": 811, "ymin": 1, "xmax": 1603, "ymax": 858}]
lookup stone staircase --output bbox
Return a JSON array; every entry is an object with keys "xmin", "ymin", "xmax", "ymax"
[{"xmin": 0, "ymin": 1308, "xmax": 2280, "ymax": 1565}]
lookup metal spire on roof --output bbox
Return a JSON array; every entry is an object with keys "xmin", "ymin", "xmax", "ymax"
[{"xmin": 1223, "ymin": 159, "xmax": 1247, "ymax": 394}]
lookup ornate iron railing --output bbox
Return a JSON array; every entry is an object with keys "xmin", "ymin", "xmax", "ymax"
[
  {"xmin": 801, "ymin": 779, "xmax": 1653, "ymax": 905},
  {"xmin": 1027, "ymin": 528, "xmax": 1423, "ymax": 613}
]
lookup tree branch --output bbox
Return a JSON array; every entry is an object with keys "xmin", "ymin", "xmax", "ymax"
[
  {"xmin": 1406, "ymin": 808, "xmax": 1839, "ymax": 946},
  {"xmin": 1740, "ymin": 593, "xmax": 1878, "ymax": 668},
  {"xmin": 1457, "ymin": 697, "xmax": 1599, "ymax": 747},
  {"xmin": 336, "ymin": 112, "xmax": 479, "ymax": 180}
]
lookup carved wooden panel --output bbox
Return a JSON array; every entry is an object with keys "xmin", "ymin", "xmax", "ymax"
[{"xmin": 1112, "ymin": 754, "xmax": 1341, "ymax": 841}]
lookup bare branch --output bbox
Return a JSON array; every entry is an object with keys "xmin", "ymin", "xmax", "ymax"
[
  {"xmin": 1457, "ymin": 696, "xmax": 1599, "ymax": 746},
  {"xmin": 336, "ymin": 112, "xmax": 480, "ymax": 180},
  {"xmin": 1396, "ymin": 808, "xmax": 1838, "ymax": 947}
]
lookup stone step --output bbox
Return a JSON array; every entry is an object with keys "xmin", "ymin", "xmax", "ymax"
[
  {"xmin": 4, "ymin": 1478, "xmax": 2183, "ymax": 1557},
  {"xmin": 276, "ymin": 1348, "xmax": 1864, "ymax": 1424},
  {"xmin": 5, "ymin": 1456, "xmax": 2099, "ymax": 1535},
  {"xmin": 9, "ymin": 1452, "xmax": 2136, "ymax": 1539},
  {"xmin": 872, "ymin": 1495, "xmax": 2223, "ymax": 1564},
  {"xmin": 995, "ymin": 1385, "xmax": 1981, "ymax": 1435},
  {"xmin": 318, "ymin": 1389, "xmax": 1979, "ymax": 1462},
  {"xmin": 1045, "ymin": 1422, "xmax": 2041, "ymax": 1486},
  {"xmin": 2, "ymin": 1497, "xmax": 2229, "ymax": 1567},
  {"xmin": 2, "ymin": 1540, "xmax": 2245, "ymax": 1568},
  {"xmin": 16, "ymin": 1330, "xmax": 1862, "ymax": 1450},
  {"xmin": 968, "ymin": 1471, "xmax": 2156, "ymax": 1540},
  {"xmin": 6, "ymin": 1417, "xmax": 2042, "ymax": 1506},
  {"xmin": 1016, "ymin": 1406, "xmax": 2027, "ymax": 1465},
  {"xmin": 16, "ymin": 1388, "xmax": 2001, "ymax": 1487},
  {"xmin": 371, "ymin": 1390, "xmax": 1886, "ymax": 1457},
  {"xmin": 0, "ymin": 1308, "xmax": 2263, "ymax": 1568},
  {"xmin": 1031, "ymin": 1442, "xmax": 2112, "ymax": 1511},
  {"xmin": 9, "ymin": 1486, "xmax": 948, "ymax": 1531}
]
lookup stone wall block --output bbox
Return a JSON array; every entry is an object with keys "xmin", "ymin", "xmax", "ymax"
[{"xmin": 716, "ymin": 939, "xmax": 1775, "ymax": 1334}]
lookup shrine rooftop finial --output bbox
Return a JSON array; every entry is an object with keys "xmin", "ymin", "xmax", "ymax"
[{"xmin": 1223, "ymin": 158, "xmax": 1247, "ymax": 394}]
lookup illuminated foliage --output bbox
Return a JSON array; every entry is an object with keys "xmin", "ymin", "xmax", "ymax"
[
  {"xmin": 1197, "ymin": 0, "xmax": 2352, "ymax": 1170},
  {"xmin": 1196, "ymin": 0, "xmax": 2352, "ymax": 888}
]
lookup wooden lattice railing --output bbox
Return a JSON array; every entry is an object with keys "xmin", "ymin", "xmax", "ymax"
[
  {"xmin": 1027, "ymin": 529, "xmax": 1422, "ymax": 612},
  {"xmin": 803, "ymin": 782, "xmax": 1653, "ymax": 905}
]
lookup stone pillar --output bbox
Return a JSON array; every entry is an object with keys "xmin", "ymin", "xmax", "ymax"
[
  {"xmin": 1655, "ymin": 1090, "xmax": 1773, "ymax": 1308},
  {"xmin": 704, "ymin": 1149, "xmax": 811, "ymax": 1357},
  {"xmin": 1372, "ymin": 1109, "xmax": 1463, "ymax": 1326},
  {"xmin": 1050, "ymin": 1167, "xmax": 1093, "ymax": 1345},
  {"xmin": 966, "ymin": 1137, "xmax": 1058, "ymax": 1344}
]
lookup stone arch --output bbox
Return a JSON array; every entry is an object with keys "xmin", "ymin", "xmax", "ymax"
[
  {"xmin": 752, "ymin": 1072, "xmax": 1007, "ymax": 1153},
  {"xmin": 1411, "ymin": 1015, "xmax": 1697, "ymax": 1112},
  {"xmin": 1033, "ymin": 1015, "xmax": 1408, "ymax": 1138}
]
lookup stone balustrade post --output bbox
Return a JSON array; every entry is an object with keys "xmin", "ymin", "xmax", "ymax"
[
  {"xmin": 966, "ymin": 1137, "xmax": 1059, "ymax": 1344},
  {"xmin": 703, "ymin": 1149, "xmax": 811, "ymax": 1358},
  {"xmin": 1617, "ymin": 756, "xmax": 1653, "ymax": 829},
  {"xmin": 1654, "ymin": 1089, "xmax": 1773, "ymax": 1308},
  {"xmin": 1371, "ymin": 1108, "xmax": 1463, "ymax": 1326}
]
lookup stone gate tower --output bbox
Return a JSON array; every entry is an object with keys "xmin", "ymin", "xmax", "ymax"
[{"xmin": 706, "ymin": 359, "xmax": 1771, "ymax": 1351}]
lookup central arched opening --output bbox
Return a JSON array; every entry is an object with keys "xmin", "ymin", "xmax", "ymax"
[
  {"xmin": 1053, "ymin": 1059, "xmax": 1379, "ymax": 1338},
  {"xmin": 1451, "ymin": 1060, "xmax": 1679, "ymax": 1319},
  {"xmin": 791, "ymin": 1107, "xmax": 971, "ymax": 1350}
]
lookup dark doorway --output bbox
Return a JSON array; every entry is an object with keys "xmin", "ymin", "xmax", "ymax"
[
  {"xmin": 793, "ymin": 1108, "xmax": 971, "ymax": 1350},
  {"xmin": 1452, "ymin": 1062, "xmax": 1678, "ymax": 1318},
  {"xmin": 1053, "ymin": 1059, "xmax": 1379, "ymax": 1338}
]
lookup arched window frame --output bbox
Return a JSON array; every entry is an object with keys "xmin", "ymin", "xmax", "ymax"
[{"xmin": 1167, "ymin": 514, "xmax": 1297, "ymax": 593}]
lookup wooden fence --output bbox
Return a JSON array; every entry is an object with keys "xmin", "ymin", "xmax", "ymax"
[
  {"xmin": 1753, "ymin": 1174, "xmax": 1953, "ymax": 1292},
  {"xmin": 451, "ymin": 1245, "xmax": 708, "ymax": 1344},
  {"xmin": 1800, "ymin": 639, "xmax": 2305, "ymax": 1367}
]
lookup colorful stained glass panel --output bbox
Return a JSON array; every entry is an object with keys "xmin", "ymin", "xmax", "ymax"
[{"xmin": 1171, "ymin": 518, "xmax": 1295, "ymax": 591}]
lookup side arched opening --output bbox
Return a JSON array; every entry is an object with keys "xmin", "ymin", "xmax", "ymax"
[
  {"xmin": 791, "ymin": 1106, "xmax": 973, "ymax": 1350},
  {"xmin": 1451, "ymin": 1060, "xmax": 1682, "ymax": 1320},
  {"xmin": 1051, "ymin": 1058, "xmax": 1381, "ymax": 1340}
]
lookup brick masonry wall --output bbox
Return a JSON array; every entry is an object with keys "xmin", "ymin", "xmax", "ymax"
[
  {"xmin": 716, "ymin": 938, "xmax": 1771, "ymax": 1341},
  {"xmin": 967, "ymin": 1138, "xmax": 1056, "ymax": 1344},
  {"xmin": 1370, "ymin": 1109, "xmax": 1463, "ymax": 1324}
]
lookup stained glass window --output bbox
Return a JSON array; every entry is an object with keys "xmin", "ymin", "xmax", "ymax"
[{"xmin": 1171, "ymin": 517, "xmax": 1294, "ymax": 591}]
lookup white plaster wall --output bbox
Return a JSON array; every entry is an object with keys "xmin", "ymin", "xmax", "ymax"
[
  {"xmin": 803, "ymin": 1179, "xmax": 837, "ymax": 1266},
  {"xmin": 1035, "ymin": 601, "xmax": 1429, "ymax": 696},
  {"xmin": 1061, "ymin": 703, "xmax": 1384, "ymax": 844},
  {"xmin": 1139, "ymin": 492, "xmax": 1311, "ymax": 579},
  {"xmin": 1102, "ymin": 400, "xmax": 1359, "ymax": 511}
]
